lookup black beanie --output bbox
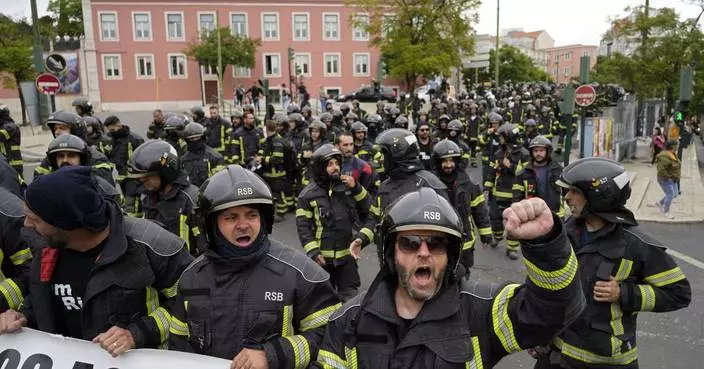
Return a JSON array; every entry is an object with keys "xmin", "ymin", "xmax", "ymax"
[{"xmin": 26, "ymin": 166, "xmax": 109, "ymax": 233}]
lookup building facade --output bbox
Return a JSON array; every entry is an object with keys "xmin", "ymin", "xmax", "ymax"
[
  {"xmin": 546, "ymin": 45, "xmax": 598, "ymax": 84},
  {"xmin": 80, "ymin": 0, "xmax": 394, "ymax": 111},
  {"xmin": 464, "ymin": 30, "xmax": 553, "ymax": 77},
  {"xmin": 598, "ymin": 7, "xmax": 664, "ymax": 57}
]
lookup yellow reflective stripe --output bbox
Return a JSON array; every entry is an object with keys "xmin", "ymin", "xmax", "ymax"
[
  {"xmin": 283, "ymin": 335, "xmax": 311, "ymax": 369},
  {"xmin": 614, "ymin": 259, "xmax": 633, "ymax": 281},
  {"xmin": 0, "ymin": 279, "xmax": 23, "ymax": 310},
  {"xmin": 512, "ymin": 184, "xmax": 524, "ymax": 191},
  {"xmin": 179, "ymin": 214, "xmax": 190, "ymax": 252},
  {"xmin": 146, "ymin": 287, "xmax": 170, "ymax": 343},
  {"xmin": 553, "ymin": 337, "xmax": 638, "ymax": 366},
  {"xmin": 161, "ymin": 279, "xmax": 179, "ymax": 299},
  {"xmin": 523, "ymin": 249, "xmax": 577, "ymax": 291},
  {"xmin": 310, "ymin": 201, "xmax": 323, "ymax": 244},
  {"xmin": 320, "ymin": 249, "xmax": 351, "ymax": 259},
  {"xmin": 9, "ymin": 249, "xmax": 31, "ymax": 266},
  {"xmin": 465, "ymin": 336, "xmax": 484, "ymax": 369},
  {"xmin": 610, "ymin": 302, "xmax": 624, "ymax": 337},
  {"xmin": 9, "ymin": 160, "xmax": 22, "ymax": 166},
  {"xmin": 217, "ymin": 125, "xmax": 226, "ymax": 151},
  {"xmin": 35, "ymin": 166, "xmax": 52, "ymax": 174},
  {"xmin": 93, "ymin": 163, "xmax": 113, "ymax": 170},
  {"xmin": 506, "ymin": 239, "xmax": 520, "ymax": 251},
  {"xmin": 263, "ymin": 171, "xmax": 287, "ymax": 178},
  {"xmin": 515, "ymin": 161, "xmax": 525, "ymax": 174},
  {"xmin": 492, "ymin": 284, "xmax": 522, "ymax": 353},
  {"xmin": 360, "ymin": 228, "xmax": 374, "ymax": 243},
  {"xmin": 169, "ymin": 314, "xmax": 190, "ymax": 337},
  {"xmin": 282, "ymin": 304, "xmax": 294, "ymax": 337},
  {"xmin": 353, "ymin": 187, "xmax": 368, "ymax": 202},
  {"xmin": 191, "ymin": 226, "xmax": 201, "ymax": 237},
  {"xmin": 369, "ymin": 204, "xmax": 380, "ymax": 216},
  {"xmin": 644, "ymin": 266, "xmax": 686, "ymax": 287},
  {"xmin": 344, "ymin": 346, "xmax": 359, "ymax": 369},
  {"xmin": 317, "ymin": 349, "xmax": 347, "ymax": 369},
  {"xmin": 492, "ymin": 190, "xmax": 513, "ymax": 199},
  {"xmin": 211, "ymin": 164, "xmax": 226, "ymax": 175},
  {"xmin": 462, "ymin": 240, "xmax": 474, "ymax": 251},
  {"xmin": 296, "ymin": 208, "xmax": 313, "ymax": 218},
  {"xmin": 470, "ymin": 194, "xmax": 485, "ymax": 207},
  {"xmin": 0, "ymin": 130, "xmax": 9, "ymax": 139},
  {"xmin": 300, "ymin": 303, "xmax": 342, "ymax": 332},
  {"xmin": 638, "ymin": 284, "xmax": 656, "ymax": 311},
  {"xmin": 478, "ymin": 227, "xmax": 492, "ymax": 236},
  {"xmin": 304, "ymin": 241, "xmax": 319, "ymax": 253}
]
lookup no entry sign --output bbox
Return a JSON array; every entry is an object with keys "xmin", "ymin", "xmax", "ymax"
[
  {"xmin": 35, "ymin": 73, "xmax": 62, "ymax": 95},
  {"xmin": 575, "ymin": 84, "xmax": 597, "ymax": 107}
]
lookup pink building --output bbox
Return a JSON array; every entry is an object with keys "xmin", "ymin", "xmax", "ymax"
[
  {"xmin": 546, "ymin": 45, "xmax": 598, "ymax": 84},
  {"xmin": 82, "ymin": 0, "xmax": 396, "ymax": 111}
]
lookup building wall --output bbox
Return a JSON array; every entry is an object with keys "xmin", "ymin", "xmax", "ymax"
[
  {"xmin": 547, "ymin": 45, "xmax": 598, "ymax": 84},
  {"xmin": 534, "ymin": 32, "xmax": 554, "ymax": 50}
]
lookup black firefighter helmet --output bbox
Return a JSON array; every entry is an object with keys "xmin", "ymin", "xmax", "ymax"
[
  {"xmin": 47, "ymin": 110, "xmax": 86, "ymax": 139},
  {"xmin": 46, "ymin": 134, "xmax": 89, "ymax": 169},
  {"xmin": 311, "ymin": 144, "xmax": 342, "ymax": 185},
  {"xmin": 128, "ymin": 140, "xmax": 180, "ymax": 185}
]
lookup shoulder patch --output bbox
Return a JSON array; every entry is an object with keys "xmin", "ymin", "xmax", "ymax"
[
  {"xmin": 459, "ymin": 279, "xmax": 509, "ymax": 300},
  {"xmin": 329, "ymin": 291, "xmax": 366, "ymax": 321},
  {"xmin": 124, "ymin": 216, "xmax": 187, "ymax": 256},
  {"xmin": 623, "ymin": 226, "xmax": 666, "ymax": 251},
  {"xmin": 0, "ymin": 188, "xmax": 23, "ymax": 218},
  {"xmin": 266, "ymin": 239, "xmax": 330, "ymax": 283},
  {"xmin": 416, "ymin": 170, "xmax": 448, "ymax": 190}
]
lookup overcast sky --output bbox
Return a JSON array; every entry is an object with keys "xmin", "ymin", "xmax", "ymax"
[{"xmin": 3, "ymin": 0, "xmax": 702, "ymax": 46}]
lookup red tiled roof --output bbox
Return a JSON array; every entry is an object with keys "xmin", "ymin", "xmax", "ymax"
[{"xmin": 508, "ymin": 30, "xmax": 543, "ymax": 39}]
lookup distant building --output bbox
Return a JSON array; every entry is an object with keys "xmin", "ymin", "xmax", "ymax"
[
  {"xmin": 599, "ymin": 7, "xmax": 664, "ymax": 56},
  {"xmin": 464, "ymin": 29, "xmax": 554, "ymax": 77},
  {"xmin": 546, "ymin": 45, "xmax": 598, "ymax": 84}
]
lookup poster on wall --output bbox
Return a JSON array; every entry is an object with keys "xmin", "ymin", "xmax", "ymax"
[
  {"xmin": 592, "ymin": 117, "xmax": 614, "ymax": 158},
  {"xmin": 0, "ymin": 328, "xmax": 231, "ymax": 369},
  {"xmin": 42, "ymin": 52, "xmax": 81, "ymax": 94}
]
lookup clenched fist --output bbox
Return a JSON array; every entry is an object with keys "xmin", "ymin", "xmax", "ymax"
[{"xmin": 503, "ymin": 198, "xmax": 554, "ymax": 240}]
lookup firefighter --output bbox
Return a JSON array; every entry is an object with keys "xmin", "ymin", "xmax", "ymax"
[
  {"xmin": 446, "ymin": 119, "xmax": 472, "ymax": 170},
  {"xmin": 432, "ymin": 139, "xmax": 493, "ymax": 270},
  {"xmin": 0, "ymin": 105, "xmax": 23, "ymax": 176},
  {"xmin": 168, "ymin": 165, "xmax": 341, "ymax": 369},
  {"xmin": 337, "ymin": 132, "xmax": 376, "ymax": 196},
  {"xmin": 315, "ymin": 189, "xmax": 584, "ymax": 369},
  {"xmin": 351, "ymin": 99, "xmax": 367, "ymax": 120},
  {"xmin": 83, "ymin": 116, "xmax": 111, "ymax": 154},
  {"xmin": 514, "ymin": 136, "xmax": 565, "ymax": 218},
  {"xmin": 466, "ymin": 103, "xmax": 482, "ymax": 167},
  {"xmin": 147, "ymin": 109, "xmax": 167, "ymax": 140},
  {"xmin": 0, "ymin": 155, "xmax": 24, "ymax": 197},
  {"xmin": 71, "ymin": 97, "xmax": 96, "ymax": 118},
  {"xmin": 349, "ymin": 121, "xmax": 378, "ymax": 165},
  {"xmin": 523, "ymin": 119, "xmax": 539, "ymax": 150},
  {"xmin": 103, "ymin": 116, "xmax": 145, "ymax": 216},
  {"xmin": 416, "ymin": 121, "xmax": 437, "ymax": 171},
  {"xmin": 231, "ymin": 111, "xmax": 264, "ymax": 167},
  {"xmin": 180, "ymin": 122, "xmax": 226, "ymax": 187},
  {"xmin": 204, "ymin": 105, "xmax": 233, "ymax": 162},
  {"xmin": 484, "ymin": 123, "xmax": 531, "ymax": 260},
  {"xmin": 0, "ymin": 186, "xmax": 30, "ymax": 313},
  {"xmin": 296, "ymin": 145, "xmax": 370, "ymax": 301},
  {"xmin": 478, "ymin": 112, "xmax": 503, "ymax": 189},
  {"xmin": 163, "ymin": 114, "xmax": 188, "ymax": 156},
  {"xmin": 299, "ymin": 120, "xmax": 330, "ymax": 186},
  {"xmin": 534, "ymin": 158, "xmax": 692, "ymax": 369},
  {"xmin": 190, "ymin": 106, "xmax": 207, "ymax": 124},
  {"xmin": 128, "ymin": 140, "xmax": 204, "ymax": 256},
  {"xmin": 259, "ymin": 120, "xmax": 295, "ymax": 222}
]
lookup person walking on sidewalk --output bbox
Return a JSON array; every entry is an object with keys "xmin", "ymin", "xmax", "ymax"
[
  {"xmin": 650, "ymin": 127, "xmax": 666, "ymax": 166},
  {"xmin": 654, "ymin": 140, "xmax": 681, "ymax": 219}
]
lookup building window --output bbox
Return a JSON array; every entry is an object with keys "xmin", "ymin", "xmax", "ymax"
[
  {"xmin": 233, "ymin": 66, "xmax": 250, "ymax": 78},
  {"xmin": 583, "ymin": 51, "xmax": 590, "ymax": 57},
  {"xmin": 324, "ymin": 53, "xmax": 340, "ymax": 76},
  {"xmin": 262, "ymin": 13, "xmax": 279, "ymax": 40},
  {"xmin": 323, "ymin": 13, "xmax": 339, "ymax": 40},
  {"xmin": 99, "ymin": 12, "xmax": 118, "ymax": 41},
  {"xmin": 102, "ymin": 54, "xmax": 121, "ymax": 80},
  {"xmin": 135, "ymin": 54, "xmax": 154, "ymax": 79},
  {"xmin": 199, "ymin": 12, "xmax": 216, "ymax": 38},
  {"xmin": 169, "ymin": 54, "xmax": 187, "ymax": 78},
  {"xmin": 564, "ymin": 67, "xmax": 571, "ymax": 76},
  {"xmin": 554, "ymin": 54, "xmax": 559, "ymax": 61},
  {"xmin": 166, "ymin": 12, "xmax": 184, "ymax": 41},
  {"xmin": 133, "ymin": 12, "xmax": 151, "ymax": 41},
  {"xmin": 231, "ymin": 13, "xmax": 248, "ymax": 36},
  {"xmin": 353, "ymin": 14, "xmax": 369, "ymax": 41},
  {"xmin": 325, "ymin": 87, "xmax": 341, "ymax": 99},
  {"xmin": 204, "ymin": 64, "xmax": 217, "ymax": 75},
  {"xmin": 294, "ymin": 53, "xmax": 311, "ymax": 76},
  {"xmin": 292, "ymin": 13, "xmax": 309, "ymax": 41},
  {"xmin": 264, "ymin": 53, "xmax": 281, "ymax": 77},
  {"xmin": 382, "ymin": 14, "xmax": 396, "ymax": 39},
  {"xmin": 552, "ymin": 67, "xmax": 558, "ymax": 76},
  {"xmin": 353, "ymin": 53, "xmax": 369, "ymax": 76},
  {"xmin": 565, "ymin": 52, "xmax": 572, "ymax": 61}
]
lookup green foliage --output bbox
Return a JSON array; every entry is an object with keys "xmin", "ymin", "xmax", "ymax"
[
  {"xmin": 0, "ymin": 15, "xmax": 36, "ymax": 89},
  {"xmin": 47, "ymin": 0, "xmax": 84, "ymax": 37},
  {"xmin": 470, "ymin": 45, "xmax": 550, "ymax": 84},
  {"xmin": 346, "ymin": 0, "xmax": 480, "ymax": 92},
  {"xmin": 184, "ymin": 27, "xmax": 260, "ymax": 75}
]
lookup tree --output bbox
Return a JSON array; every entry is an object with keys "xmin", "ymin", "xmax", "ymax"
[
  {"xmin": 591, "ymin": 54, "xmax": 638, "ymax": 92},
  {"xmin": 346, "ymin": 0, "xmax": 480, "ymax": 92},
  {"xmin": 184, "ymin": 27, "xmax": 260, "ymax": 105},
  {"xmin": 470, "ymin": 45, "xmax": 550, "ymax": 84},
  {"xmin": 0, "ymin": 15, "xmax": 37, "ymax": 123},
  {"xmin": 47, "ymin": 0, "xmax": 84, "ymax": 37}
]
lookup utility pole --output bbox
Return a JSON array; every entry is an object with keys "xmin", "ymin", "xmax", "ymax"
[
  {"xmin": 494, "ymin": 0, "xmax": 500, "ymax": 85},
  {"xmin": 30, "ymin": 0, "xmax": 49, "ymax": 125},
  {"xmin": 217, "ymin": 25, "xmax": 223, "ymax": 111}
]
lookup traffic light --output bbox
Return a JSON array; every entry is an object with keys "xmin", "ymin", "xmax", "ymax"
[
  {"xmin": 675, "ymin": 111, "xmax": 684, "ymax": 122},
  {"xmin": 287, "ymin": 47, "xmax": 295, "ymax": 62},
  {"xmin": 258, "ymin": 78, "xmax": 270, "ymax": 102},
  {"xmin": 679, "ymin": 65, "xmax": 693, "ymax": 102}
]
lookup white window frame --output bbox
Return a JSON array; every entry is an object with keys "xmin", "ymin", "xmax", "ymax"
[
  {"xmin": 583, "ymin": 51, "xmax": 590, "ymax": 57},
  {"xmin": 263, "ymin": 53, "xmax": 281, "ymax": 77},
  {"xmin": 552, "ymin": 67, "xmax": 558, "ymax": 76},
  {"xmin": 131, "ymin": 11, "xmax": 152, "ymax": 42},
  {"xmin": 381, "ymin": 13, "xmax": 396, "ymax": 39},
  {"xmin": 353, "ymin": 52, "xmax": 370, "ymax": 77},
  {"xmin": 135, "ymin": 54, "xmax": 155, "ymax": 79},
  {"xmin": 554, "ymin": 54, "xmax": 559, "ymax": 61},
  {"xmin": 323, "ymin": 53, "xmax": 341, "ymax": 77},
  {"xmin": 98, "ymin": 11, "xmax": 119, "ymax": 42},
  {"xmin": 293, "ymin": 53, "xmax": 312, "ymax": 77},
  {"xmin": 564, "ymin": 52, "xmax": 572, "ymax": 61},
  {"xmin": 230, "ymin": 12, "xmax": 248, "ymax": 37},
  {"xmin": 352, "ymin": 13, "xmax": 370, "ymax": 41},
  {"xmin": 101, "ymin": 54, "xmax": 122, "ymax": 80},
  {"xmin": 564, "ymin": 67, "xmax": 571, "ymax": 76},
  {"xmin": 168, "ymin": 53, "xmax": 188, "ymax": 79},
  {"xmin": 261, "ymin": 12, "xmax": 280, "ymax": 41},
  {"xmin": 197, "ymin": 11, "xmax": 217, "ymax": 39},
  {"xmin": 165, "ymin": 11, "xmax": 185, "ymax": 42},
  {"xmin": 322, "ymin": 12, "xmax": 340, "ymax": 41},
  {"xmin": 232, "ymin": 66, "xmax": 251, "ymax": 78},
  {"xmin": 292, "ymin": 12, "xmax": 310, "ymax": 41}
]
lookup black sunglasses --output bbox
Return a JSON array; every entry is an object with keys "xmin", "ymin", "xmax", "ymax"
[
  {"xmin": 396, "ymin": 235, "xmax": 449, "ymax": 254},
  {"xmin": 418, "ymin": 128, "xmax": 430, "ymax": 132}
]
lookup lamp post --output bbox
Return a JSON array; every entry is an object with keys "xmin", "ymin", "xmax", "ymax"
[{"xmin": 494, "ymin": 0, "xmax": 500, "ymax": 85}]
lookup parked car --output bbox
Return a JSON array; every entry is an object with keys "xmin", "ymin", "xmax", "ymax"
[
  {"xmin": 336, "ymin": 86, "xmax": 397, "ymax": 103},
  {"xmin": 414, "ymin": 85, "xmax": 431, "ymax": 104}
]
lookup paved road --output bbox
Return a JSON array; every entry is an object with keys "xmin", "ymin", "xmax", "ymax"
[{"xmin": 22, "ymin": 108, "xmax": 703, "ymax": 368}]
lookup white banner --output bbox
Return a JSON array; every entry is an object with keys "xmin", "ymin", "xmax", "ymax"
[{"xmin": 0, "ymin": 328, "xmax": 231, "ymax": 369}]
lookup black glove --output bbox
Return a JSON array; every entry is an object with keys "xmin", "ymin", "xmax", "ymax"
[
  {"xmin": 480, "ymin": 235, "xmax": 493, "ymax": 245},
  {"xmin": 461, "ymin": 249, "xmax": 474, "ymax": 279}
]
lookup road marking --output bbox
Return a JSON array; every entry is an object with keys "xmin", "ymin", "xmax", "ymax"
[{"xmin": 667, "ymin": 248, "xmax": 704, "ymax": 271}]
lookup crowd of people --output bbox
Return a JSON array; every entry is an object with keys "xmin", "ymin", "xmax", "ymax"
[{"xmin": 0, "ymin": 82, "xmax": 692, "ymax": 369}]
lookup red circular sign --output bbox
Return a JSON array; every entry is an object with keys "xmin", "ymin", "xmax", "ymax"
[
  {"xmin": 35, "ymin": 73, "xmax": 62, "ymax": 95},
  {"xmin": 575, "ymin": 85, "xmax": 596, "ymax": 107}
]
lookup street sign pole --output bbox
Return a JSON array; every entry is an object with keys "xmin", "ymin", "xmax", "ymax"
[
  {"xmin": 562, "ymin": 86, "xmax": 576, "ymax": 167},
  {"xmin": 30, "ymin": 0, "xmax": 50, "ymax": 126},
  {"xmin": 578, "ymin": 56, "xmax": 590, "ymax": 159}
]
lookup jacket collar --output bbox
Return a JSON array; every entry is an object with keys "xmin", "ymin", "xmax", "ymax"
[
  {"xmin": 566, "ymin": 218, "xmax": 626, "ymax": 259},
  {"xmin": 95, "ymin": 202, "xmax": 129, "ymax": 266}
]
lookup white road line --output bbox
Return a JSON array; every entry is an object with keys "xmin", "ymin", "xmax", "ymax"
[{"xmin": 667, "ymin": 248, "xmax": 704, "ymax": 271}]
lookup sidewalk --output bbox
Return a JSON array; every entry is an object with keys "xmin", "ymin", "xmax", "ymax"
[{"xmin": 20, "ymin": 125, "xmax": 53, "ymax": 163}]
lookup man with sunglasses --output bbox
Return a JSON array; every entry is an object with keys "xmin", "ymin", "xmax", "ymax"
[
  {"xmin": 316, "ymin": 188, "xmax": 584, "ymax": 368},
  {"xmin": 416, "ymin": 122, "xmax": 437, "ymax": 171}
]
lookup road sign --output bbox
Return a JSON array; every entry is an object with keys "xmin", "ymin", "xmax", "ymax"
[
  {"xmin": 35, "ymin": 73, "xmax": 62, "ymax": 95},
  {"xmin": 45, "ymin": 53, "xmax": 67, "ymax": 74},
  {"xmin": 575, "ymin": 84, "xmax": 596, "ymax": 107}
]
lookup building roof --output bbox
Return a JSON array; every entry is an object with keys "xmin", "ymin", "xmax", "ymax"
[
  {"xmin": 547, "ymin": 44, "xmax": 598, "ymax": 51},
  {"xmin": 507, "ymin": 30, "xmax": 544, "ymax": 39}
]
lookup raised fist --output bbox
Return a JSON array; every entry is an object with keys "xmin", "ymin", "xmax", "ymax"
[{"xmin": 503, "ymin": 198, "xmax": 554, "ymax": 240}]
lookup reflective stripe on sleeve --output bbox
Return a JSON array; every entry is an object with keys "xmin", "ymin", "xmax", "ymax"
[
  {"xmin": 523, "ymin": 249, "xmax": 578, "ymax": 291},
  {"xmin": 491, "ymin": 284, "xmax": 522, "ymax": 353},
  {"xmin": 300, "ymin": 303, "xmax": 342, "ymax": 332}
]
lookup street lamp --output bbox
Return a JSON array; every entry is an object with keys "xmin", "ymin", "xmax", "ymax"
[{"xmin": 495, "ymin": 0, "xmax": 500, "ymax": 85}]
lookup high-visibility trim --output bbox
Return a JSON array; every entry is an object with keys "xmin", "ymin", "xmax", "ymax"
[
  {"xmin": 523, "ymin": 249, "xmax": 578, "ymax": 291},
  {"xmin": 320, "ymin": 249, "xmax": 351, "ymax": 259},
  {"xmin": 161, "ymin": 279, "xmax": 179, "ymax": 299},
  {"xmin": 492, "ymin": 190, "xmax": 513, "ymax": 199},
  {"xmin": 470, "ymin": 194, "xmax": 485, "ymax": 207},
  {"xmin": 644, "ymin": 266, "xmax": 686, "ymax": 287},
  {"xmin": 179, "ymin": 214, "xmax": 190, "ymax": 252},
  {"xmin": 283, "ymin": 335, "xmax": 311, "ymax": 369},
  {"xmin": 296, "ymin": 208, "xmax": 313, "ymax": 218},
  {"xmin": 465, "ymin": 336, "xmax": 484, "ymax": 369},
  {"xmin": 93, "ymin": 163, "xmax": 114, "ymax": 170},
  {"xmin": 169, "ymin": 314, "xmax": 190, "ymax": 337},
  {"xmin": 317, "ymin": 349, "xmax": 346, "ymax": 369},
  {"xmin": 146, "ymin": 287, "xmax": 170, "ymax": 343},
  {"xmin": 483, "ymin": 181, "xmax": 493, "ymax": 188},
  {"xmin": 304, "ymin": 241, "xmax": 319, "ymax": 253},
  {"xmin": 353, "ymin": 187, "xmax": 368, "ymax": 202},
  {"xmin": 359, "ymin": 228, "xmax": 374, "ymax": 243},
  {"xmin": 369, "ymin": 204, "xmax": 380, "ymax": 216},
  {"xmin": 478, "ymin": 227, "xmax": 492, "ymax": 236},
  {"xmin": 35, "ymin": 166, "xmax": 52, "ymax": 174},
  {"xmin": 609, "ymin": 302, "xmax": 624, "ymax": 339},
  {"xmin": 191, "ymin": 226, "xmax": 201, "ymax": 237},
  {"xmin": 512, "ymin": 184, "xmax": 525, "ymax": 192},
  {"xmin": 615, "ymin": 259, "xmax": 633, "ymax": 282},
  {"xmin": 0, "ymin": 130, "xmax": 9, "ymax": 139},
  {"xmin": 9, "ymin": 249, "xmax": 31, "ymax": 265},
  {"xmin": 310, "ymin": 201, "xmax": 323, "ymax": 244},
  {"xmin": 462, "ymin": 240, "xmax": 475, "ymax": 251},
  {"xmin": 344, "ymin": 346, "xmax": 359, "ymax": 369},
  {"xmin": 263, "ymin": 171, "xmax": 287, "ymax": 178},
  {"xmin": 638, "ymin": 284, "xmax": 656, "ymax": 311},
  {"xmin": 10, "ymin": 145, "xmax": 20, "ymax": 151},
  {"xmin": 300, "ymin": 303, "xmax": 342, "ymax": 332},
  {"xmin": 554, "ymin": 337, "xmax": 638, "ymax": 366},
  {"xmin": 492, "ymin": 284, "xmax": 522, "ymax": 353},
  {"xmin": 282, "ymin": 304, "xmax": 294, "ymax": 337},
  {"xmin": 505, "ymin": 239, "xmax": 520, "ymax": 251},
  {"xmin": 0, "ymin": 279, "xmax": 23, "ymax": 310}
]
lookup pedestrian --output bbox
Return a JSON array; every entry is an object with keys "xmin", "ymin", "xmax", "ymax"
[
  {"xmin": 650, "ymin": 126, "xmax": 666, "ymax": 166},
  {"xmin": 0, "ymin": 185, "xmax": 30, "ymax": 312},
  {"xmin": 654, "ymin": 140, "xmax": 681, "ymax": 219},
  {"xmin": 249, "ymin": 83, "xmax": 262, "ymax": 114},
  {"xmin": 236, "ymin": 84, "xmax": 245, "ymax": 105},
  {"xmin": 180, "ymin": 122, "xmax": 225, "ymax": 187},
  {"xmin": 281, "ymin": 83, "xmax": 291, "ymax": 110},
  {"xmin": 102, "ymin": 115, "xmax": 145, "ymax": 216},
  {"xmin": 319, "ymin": 86, "xmax": 327, "ymax": 113},
  {"xmin": 315, "ymin": 189, "xmax": 584, "ymax": 368}
]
